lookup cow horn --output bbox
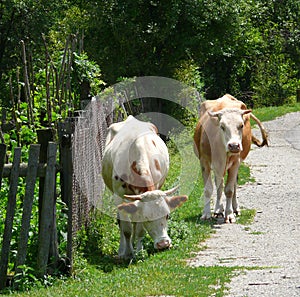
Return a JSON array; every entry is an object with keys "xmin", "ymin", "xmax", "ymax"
[
  {"xmin": 164, "ymin": 185, "xmax": 179, "ymax": 196},
  {"xmin": 123, "ymin": 194, "xmax": 142, "ymax": 201}
]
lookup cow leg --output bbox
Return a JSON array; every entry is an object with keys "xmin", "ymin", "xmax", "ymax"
[
  {"xmin": 232, "ymin": 179, "xmax": 240, "ymax": 216},
  {"xmin": 201, "ymin": 161, "xmax": 213, "ymax": 220},
  {"xmin": 118, "ymin": 220, "xmax": 134, "ymax": 259},
  {"xmin": 224, "ymin": 164, "xmax": 240, "ymax": 223},
  {"xmin": 214, "ymin": 174, "xmax": 224, "ymax": 217},
  {"xmin": 132, "ymin": 222, "xmax": 145, "ymax": 253}
]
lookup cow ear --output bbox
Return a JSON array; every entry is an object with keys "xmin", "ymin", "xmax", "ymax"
[
  {"xmin": 208, "ymin": 110, "xmax": 222, "ymax": 120},
  {"xmin": 242, "ymin": 109, "xmax": 252, "ymax": 116},
  {"xmin": 118, "ymin": 202, "xmax": 138, "ymax": 214},
  {"xmin": 165, "ymin": 195, "xmax": 188, "ymax": 211}
]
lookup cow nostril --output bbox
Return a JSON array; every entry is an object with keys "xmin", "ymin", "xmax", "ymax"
[
  {"xmin": 228, "ymin": 143, "xmax": 240, "ymax": 152},
  {"xmin": 156, "ymin": 240, "xmax": 171, "ymax": 250}
]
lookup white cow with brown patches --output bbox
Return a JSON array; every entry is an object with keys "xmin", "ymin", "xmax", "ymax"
[{"xmin": 102, "ymin": 115, "xmax": 187, "ymax": 259}]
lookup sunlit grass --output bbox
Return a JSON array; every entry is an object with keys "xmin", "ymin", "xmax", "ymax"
[{"xmin": 251, "ymin": 102, "xmax": 300, "ymax": 124}]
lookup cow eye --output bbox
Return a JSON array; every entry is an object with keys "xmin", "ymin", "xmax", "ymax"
[
  {"xmin": 166, "ymin": 214, "xmax": 170, "ymax": 220},
  {"xmin": 239, "ymin": 124, "xmax": 244, "ymax": 130},
  {"xmin": 220, "ymin": 125, "xmax": 225, "ymax": 131}
]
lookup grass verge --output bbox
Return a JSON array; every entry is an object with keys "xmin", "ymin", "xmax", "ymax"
[{"xmin": 251, "ymin": 102, "xmax": 300, "ymax": 123}]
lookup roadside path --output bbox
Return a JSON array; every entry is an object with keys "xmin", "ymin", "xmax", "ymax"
[{"xmin": 189, "ymin": 112, "xmax": 300, "ymax": 296}]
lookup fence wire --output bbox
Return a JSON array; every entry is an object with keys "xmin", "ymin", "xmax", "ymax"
[{"xmin": 71, "ymin": 94, "xmax": 126, "ymax": 235}]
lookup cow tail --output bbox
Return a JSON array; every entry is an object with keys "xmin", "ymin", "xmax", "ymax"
[
  {"xmin": 250, "ymin": 113, "xmax": 269, "ymax": 147},
  {"xmin": 193, "ymin": 121, "xmax": 202, "ymax": 158}
]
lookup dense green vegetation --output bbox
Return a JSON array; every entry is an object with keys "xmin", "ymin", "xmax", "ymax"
[
  {"xmin": 0, "ymin": 0, "xmax": 299, "ymax": 151},
  {"xmin": 1, "ymin": 0, "xmax": 299, "ymax": 113}
]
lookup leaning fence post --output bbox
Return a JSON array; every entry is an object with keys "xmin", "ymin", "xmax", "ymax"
[
  {"xmin": 37, "ymin": 142, "xmax": 57, "ymax": 278},
  {"xmin": 15, "ymin": 145, "xmax": 40, "ymax": 280},
  {"xmin": 0, "ymin": 147, "xmax": 21, "ymax": 290}
]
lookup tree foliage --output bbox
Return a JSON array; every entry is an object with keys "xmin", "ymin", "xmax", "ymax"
[{"xmin": 0, "ymin": 0, "xmax": 299, "ymax": 119}]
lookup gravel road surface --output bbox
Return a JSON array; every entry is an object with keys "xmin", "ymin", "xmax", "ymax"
[{"xmin": 189, "ymin": 112, "xmax": 300, "ymax": 296}]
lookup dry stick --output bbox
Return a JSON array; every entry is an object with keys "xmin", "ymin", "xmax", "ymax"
[
  {"xmin": 20, "ymin": 40, "xmax": 34, "ymax": 127},
  {"xmin": 67, "ymin": 36, "xmax": 77, "ymax": 110},
  {"xmin": 16, "ymin": 67, "xmax": 21, "ymax": 110},
  {"xmin": 79, "ymin": 29, "xmax": 84, "ymax": 54},
  {"xmin": 41, "ymin": 35, "xmax": 52, "ymax": 126},
  {"xmin": 9, "ymin": 76, "xmax": 20, "ymax": 146},
  {"xmin": 45, "ymin": 50, "xmax": 52, "ymax": 126},
  {"xmin": 28, "ymin": 52, "xmax": 35, "ymax": 108},
  {"xmin": 58, "ymin": 36, "xmax": 70, "ymax": 112},
  {"xmin": 42, "ymin": 34, "xmax": 60, "ymax": 126}
]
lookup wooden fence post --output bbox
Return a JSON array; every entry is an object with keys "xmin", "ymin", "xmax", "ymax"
[
  {"xmin": 15, "ymin": 145, "xmax": 40, "ymax": 279},
  {"xmin": 0, "ymin": 148, "xmax": 21, "ymax": 290},
  {"xmin": 58, "ymin": 120, "xmax": 74, "ymax": 274},
  {"xmin": 36, "ymin": 142, "xmax": 57, "ymax": 278},
  {"xmin": 37, "ymin": 129, "xmax": 54, "ymax": 229},
  {"xmin": 297, "ymin": 89, "xmax": 300, "ymax": 103}
]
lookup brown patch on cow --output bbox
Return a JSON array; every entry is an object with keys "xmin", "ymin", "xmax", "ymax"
[
  {"xmin": 154, "ymin": 159, "xmax": 161, "ymax": 171},
  {"xmin": 131, "ymin": 161, "xmax": 142, "ymax": 176},
  {"xmin": 128, "ymin": 183, "xmax": 155, "ymax": 194},
  {"xmin": 167, "ymin": 195, "xmax": 188, "ymax": 209},
  {"xmin": 152, "ymin": 140, "xmax": 157, "ymax": 147},
  {"xmin": 150, "ymin": 124, "xmax": 158, "ymax": 134},
  {"xmin": 118, "ymin": 202, "xmax": 138, "ymax": 214}
]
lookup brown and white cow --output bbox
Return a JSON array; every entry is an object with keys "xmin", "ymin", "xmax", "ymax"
[
  {"xmin": 194, "ymin": 94, "xmax": 268, "ymax": 223},
  {"xmin": 102, "ymin": 115, "xmax": 187, "ymax": 259}
]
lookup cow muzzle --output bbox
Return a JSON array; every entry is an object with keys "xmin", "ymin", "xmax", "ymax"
[
  {"xmin": 228, "ymin": 142, "xmax": 241, "ymax": 153},
  {"xmin": 154, "ymin": 238, "xmax": 172, "ymax": 250}
]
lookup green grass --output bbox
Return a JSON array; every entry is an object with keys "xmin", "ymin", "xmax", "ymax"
[
  {"xmin": 251, "ymin": 102, "xmax": 300, "ymax": 123},
  {"xmin": 238, "ymin": 163, "xmax": 255, "ymax": 185},
  {"xmin": 2, "ymin": 104, "xmax": 300, "ymax": 296},
  {"xmin": 4, "ymin": 263, "xmax": 237, "ymax": 297},
  {"xmin": 236, "ymin": 209, "xmax": 257, "ymax": 225},
  {"xmin": 2, "ymin": 184, "xmax": 237, "ymax": 297},
  {"xmin": 1, "ymin": 131, "xmax": 237, "ymax": 297}
]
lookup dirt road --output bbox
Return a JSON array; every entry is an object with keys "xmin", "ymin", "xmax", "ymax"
[{"xmin": 189, "ymin": 112, "xmax": 300, "ymax": 296}]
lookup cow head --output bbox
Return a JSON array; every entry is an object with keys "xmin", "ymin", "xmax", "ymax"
[
  {"xmin": 208, "ymin": 108, "xmax": 251, "ymax": 154},
  {"xmin": 118, "ymin": 187, "xmax": 188, "ymax": 250}
]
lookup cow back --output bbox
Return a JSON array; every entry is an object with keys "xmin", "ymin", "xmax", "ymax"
[{"xmin": 102, "ymin": 116, "xmax": 169, "ymax": 196}]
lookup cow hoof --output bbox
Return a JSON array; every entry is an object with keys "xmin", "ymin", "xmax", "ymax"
[
  {"xmin": 201, "ymin": 213, "xmax": 212, "ymax": 220},
  {"xmin": 114, "ymin": 256, "xmax": 130, "ymax": 264},
  {"xmin": 234, "ymin": 210, "xmax": 241, "ymax": 216},
  {"xmin": 116, "ymin": 253, "xmax": 134, "ymax": 262},
  {"xmin": 225, "ymin": 214, "xmax": 236, "ymax": 223},
  {"xmin": 214, "ymin": 212, "xmax": 224, "ymax": 218}
]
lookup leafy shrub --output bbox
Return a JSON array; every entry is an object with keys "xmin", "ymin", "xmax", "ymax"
[
  {"xmin": 252, "ymin": 53, "xmax": 299, "ymax": 106},
  {"xmin": 75, "ymin": 210, "xmax": 119, "ymax": 261}
]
